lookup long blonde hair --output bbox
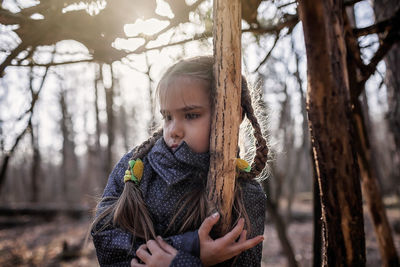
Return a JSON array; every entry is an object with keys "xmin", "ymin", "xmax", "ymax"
[{"xmin": 91, "ymin": 56, "xmax": 269, "ymax": 241}]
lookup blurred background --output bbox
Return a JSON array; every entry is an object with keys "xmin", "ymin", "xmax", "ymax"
[{"xmin": 0, "ymin": 0, "xmax": 399, "ymax": 266}]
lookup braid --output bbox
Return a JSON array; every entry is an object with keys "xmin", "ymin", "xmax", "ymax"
[
  {"xmin": 133, "ymin": 128, "xmax": 163, "ymax": 160},
  {"xmin": 92, "ymin": 129, "xmax": 163, "ymax": 241},
  {"xmin": 240, "ymin": 79, "xmax": 269, "ymax": 179}
]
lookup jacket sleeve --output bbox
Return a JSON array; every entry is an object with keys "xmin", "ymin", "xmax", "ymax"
[
  {"xmin": 165, "ymin": 230, "xmax": 200, "ymax": 257},
  {"xmin": 233, "ymin": 180, "xmax": 267, "ymax": 267},
  {"xmin": 170, "ymin": 250, "xmax": 203, "ymax": 266}
]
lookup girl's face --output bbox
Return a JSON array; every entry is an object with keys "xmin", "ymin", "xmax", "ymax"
[{"xmin": 160, "ymin": 76, "xmax": 211, "ymax": 153}]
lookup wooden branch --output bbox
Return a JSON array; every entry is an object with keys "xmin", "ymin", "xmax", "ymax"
[
  {"xmin": 0, "ymin": 0, "xmax": 300, "ymax": 75},
  {"xmin": 0, "ymin": 42, "xmax": 26, "ymax": 77},
  {"xmin": 277, "ymin": 1, "xmax": 297, "ymax": 9},
  {"xmin": 254, "ymin": 32, "xmax": 281, "ymax": 72},
  {"xmin": 343, "ymin": 0, "xmax": 364, "ymax": 6},
  {"xmin": 353, "ymin": 8, "xmax": 400, "ymax": 37},
  {"xmin": 358, "ymin": 19, "xmax": 400, "ymax": 90},
  {"xmin": 11, "ymin": 58, "xmax": 93, "ymax": 67},
  {"xmin": 131, "ymin": 13, "xmax": 298, "ymax": 57},
  {"xmin": 207, "ymin": 0, "xmax": 241, "ymax": 236},
  {"xmin": 344, "ymin": 7, "xmax": 400, "ymax": 97},
  {"xmin": 243, "ymin": 14, "xmax": 299, "ymax": 35}
]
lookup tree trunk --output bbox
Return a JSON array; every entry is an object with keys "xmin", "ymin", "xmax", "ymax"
[
  {"xmin": 104, "ymin": 64, "xmax": 115, "ymax": 175},
  {"xmin": 312, "ymin": 151, "xmax": 322, "ymax": 267},
  {"xmin": 29, "ymin": 120, "xmax": 40, "ymax": 203},
  {"xmin": 59, "ymin": 88, "xmax": 78, "ymax": 202},
  {"xmin": 298, "ymin": 0, "xmax": 366, "ymax": 265},
  {"xmin": 145, "ymin": 53, "xmax": 157, "ymax": 135},
  {"xmin": 354, "ymin": 99, "xmax": 399, "ymax": 266},
  {"xmin": 207, "ymin": 0, "xmax": 241, "ymax": 235},
  {"xmin": 95, "ymin": 65, "xmax": 102, "ymax": 150},
  {"xmin": 373, "ymin": 0, "xmax": 400, "ymax": 199},
  {"xmin": 344, "ymin": 6, "xmax": 400, "ymax": 266}
]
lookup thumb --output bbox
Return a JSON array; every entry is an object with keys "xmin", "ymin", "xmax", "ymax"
[{"xmin": 198, "ymin": 212, "xmax": 220, "ymax": 238}]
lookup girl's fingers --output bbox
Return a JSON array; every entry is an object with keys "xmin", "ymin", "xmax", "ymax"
[
  {"xmin": 234, "ymin": 235, "xmax": 264, "ymax": 252},
  {"xmin": 156, "ymin": 236, "xmax": 177, "ymax": 255},
  {"xmin": 238, "ymin": 229, "xmax": 247, "ymax": 243},
  {"xmin": 146, "ymin": 240, "xmax": 162, "ymax": 255},
  {"xmin": 136, "ymin": 244, "xmax": 151, "ymax": 262},
  {"xmin": 198, "ymin": 212, "xmax": 220, "ymax": 238},
  {"xmin": 131, "ymin": 258, "xmax": 145, "ymax": 267},
  {"xmin": 221, "ymin": 218, "xmax": 244, "ymax": 243}
]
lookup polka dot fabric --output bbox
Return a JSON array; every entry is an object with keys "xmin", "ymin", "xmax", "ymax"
[{"xmin": 92, "ymin": 138, "xmax": 267, "ymax": 266}]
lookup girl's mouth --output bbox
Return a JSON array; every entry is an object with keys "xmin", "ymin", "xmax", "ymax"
[{"xmin": 170, "ymin": 144, "xmax": 178, "ymax": 150}]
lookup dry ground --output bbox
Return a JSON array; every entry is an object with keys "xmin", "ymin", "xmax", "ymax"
[{"xmin": 0, "ymin": 199, "xmax": 399, "ymax": 266}]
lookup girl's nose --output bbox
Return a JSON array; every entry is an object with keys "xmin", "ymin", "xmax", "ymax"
[{"xmin": 170, "ymin": 120, "xmax": 183, "ymax": 139}]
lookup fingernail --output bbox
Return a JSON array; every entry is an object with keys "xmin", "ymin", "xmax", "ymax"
[{"xmin": 212, "ymin": 212, "xmax": 219, "ymax": 218}]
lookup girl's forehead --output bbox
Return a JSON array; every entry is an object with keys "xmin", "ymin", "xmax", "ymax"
[{"xmin": 159, "ymin": 76, "xmax": 210, "ymax": 109}]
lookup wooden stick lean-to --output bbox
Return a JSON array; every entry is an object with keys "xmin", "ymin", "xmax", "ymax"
[{"xmin": 206, "ymin": 0, "xmax": 242, "ymax": 236}]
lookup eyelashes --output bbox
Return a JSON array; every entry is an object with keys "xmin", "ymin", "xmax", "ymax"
[
  {"xmin": 162, "ymin": 113, "xmax": 201, "ymax": 121},
  {"xmin": 185, "ymin": 113, "xmax": 200, "ymax": 120}
]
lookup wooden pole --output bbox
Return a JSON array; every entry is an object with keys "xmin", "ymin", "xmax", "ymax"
[{"xmin": 207, "ymin": 0, "xmax": 242, "ymax": 235}]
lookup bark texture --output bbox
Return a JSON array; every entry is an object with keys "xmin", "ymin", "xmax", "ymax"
[
  {"xmin": 207, "ymin": 0, "xmax": 242, "ymax": 235},
  {"xmin": 374, "ymin": 0, "xmax": 400, "ymax": 198},
  {"xmin": 298, "ymin": 0, "xmax": 366, "ymax": 265},
  {"xmin": 345, "ymin": 8, "xmax": 400, "ymax": 266}
]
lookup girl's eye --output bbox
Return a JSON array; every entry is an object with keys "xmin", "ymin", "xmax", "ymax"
[
  {"xmin": 185, "ymin": 113, "xmax": 200, "ymax": 120},
  {"xmin": 163, "ymin": 115, "xmax": 172, "ymax": 121}
]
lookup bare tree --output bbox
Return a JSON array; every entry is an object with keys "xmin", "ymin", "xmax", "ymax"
[
  {"xmin": 374, "ymin": 0, "xmax": 400, "ymax": 199},
  {"xmin": 59, "ymin": 82, "xmax": 78, "ymax": 201},
  {"xmin": 298, "ymin": 0, "xmax": 366, "ymax": 265}
]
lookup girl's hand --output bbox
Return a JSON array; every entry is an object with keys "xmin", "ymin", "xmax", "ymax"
[
  {"xmin": 198, "ymin": 212, "xmax": 264, "ymax": 266},
  {"xmin": 131, "ymin": 236, "xmax": 178, "ymax": 267}
]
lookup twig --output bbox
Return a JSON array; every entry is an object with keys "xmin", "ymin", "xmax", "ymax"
[
  {"xmin": 353, "ymin": 8, "xmax": 400, "ymax": 37},
  {"xmin": 0, "ymin": 42, "xmax": 26, "ymax": 77},
  {"xmin": 243, "ymin": 14, "xmax": 299, "ymax": 35},
  {"xmin": 344, "ymin": 0, "xmax": 364, "ymax": 6},
  {"xmin": 11, "ymin": 58, "xmax": 93, "ymax": 67},
  {"xmin": 277, "ymin": 1, "xmax": 297, "ymax": 9},
  {"xmin": 358, "ymin": 21, "xmax": 400, "ymax": 89},
  {"xmin": 253, "ymin": 32, "xmax": 281, "ymax": 73}
]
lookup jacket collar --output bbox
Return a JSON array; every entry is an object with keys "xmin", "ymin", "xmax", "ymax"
[{"xmin": 147, "ymin": 138, "xmax": 209, "ymax": 186}]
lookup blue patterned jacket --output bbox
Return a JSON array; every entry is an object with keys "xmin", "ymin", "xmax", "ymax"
[{"xmin": 92, "ymin": 138, "xmax": 266, "ymax": 266}]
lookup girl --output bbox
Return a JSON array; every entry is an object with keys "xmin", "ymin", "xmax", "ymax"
[{"xmin": 91, "ymin": 56, "xmax": 269, "ymax": 266}]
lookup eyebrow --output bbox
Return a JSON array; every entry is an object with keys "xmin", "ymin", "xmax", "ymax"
[{"xmin": 160, "ymin": 105, "xmax": 205, "ymax": 114}]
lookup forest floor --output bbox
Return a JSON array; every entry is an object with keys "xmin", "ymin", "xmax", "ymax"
[{"xmin": 0, "ymin": 197, "xmax": 399, "ymax": 267}]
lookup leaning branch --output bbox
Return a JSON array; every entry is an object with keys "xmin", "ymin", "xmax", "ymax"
[
  {"xmin": 358, "ymin": 21, "xmax": 400, "ymax": 90},
  {"xmin": 0, "ymin": 42, "xmax": 26, "ymax": 76},
  {"xmin": 243, "ymin": 14, "xmax": 299, "ymax": 35},
  {"xmin": 353, "ymin": 8, "xmax": 400, "ymax": 37},
  {"xmin": 11, "ymin": 58, "xmax": 93, "ymax": 68},
  {"xmin": 254, "ymin": 32, "xmax": 281, "ymax": 73}
]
